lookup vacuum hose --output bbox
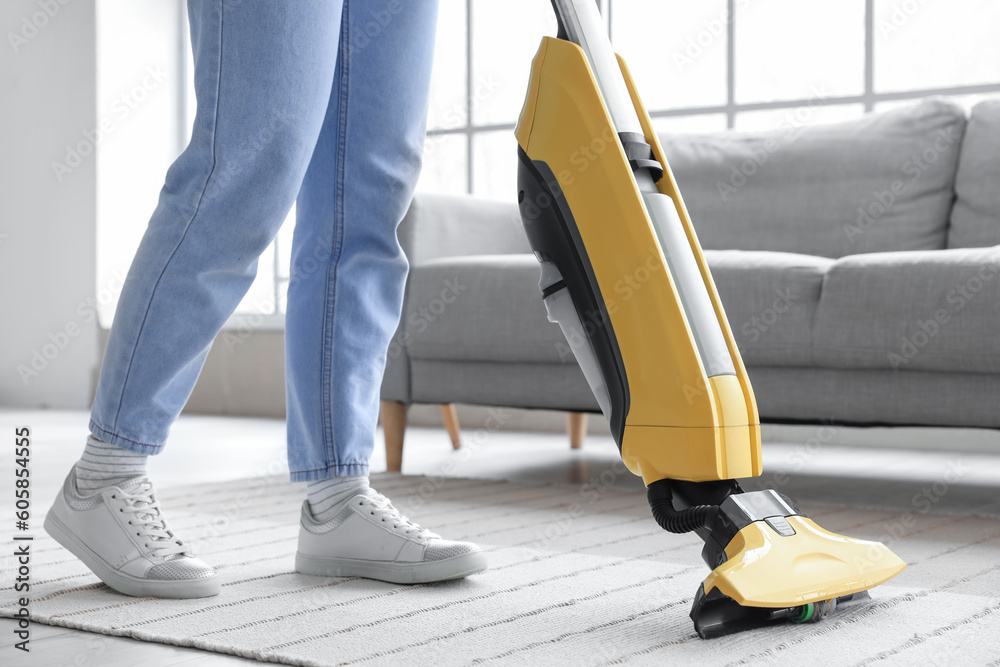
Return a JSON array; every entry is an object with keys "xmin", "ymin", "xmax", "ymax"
[{"xmin": 647, "ymin": 480, "xmax": 719, "ymax": 534}]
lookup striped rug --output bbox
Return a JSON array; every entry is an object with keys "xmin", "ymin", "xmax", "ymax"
[{"xmin": 4, "ymin": 473, "xmax": 1000, "ymax": 665}]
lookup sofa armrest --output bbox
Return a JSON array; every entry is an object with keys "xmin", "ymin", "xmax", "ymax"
[
  {"xmin": 382, "ymin": 193, "xmax": 530, "ymax": 404},
  {"xmin": 397, "ymin": 193, "xmax": 530, "ymax": 265}
]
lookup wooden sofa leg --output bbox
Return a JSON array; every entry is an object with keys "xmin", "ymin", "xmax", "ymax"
[
  {"xmin": 440, "ymin": 404, "xmax": 462, "ymax": 449},
  {"xmin": 381, "ymin": 400, "xmax": 408, "ymax": 472},
  {"xmin": 568, "ymin": 412, "xmax": 587, "ymax": 449}
]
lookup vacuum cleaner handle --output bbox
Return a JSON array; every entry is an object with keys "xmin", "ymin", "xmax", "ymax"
[{"xmin": 549, "ymin": 0, "xmax": 651, "ymax": 160}]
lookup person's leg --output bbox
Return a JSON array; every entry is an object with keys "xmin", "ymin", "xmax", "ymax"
[
  {"xmin": 88, "ymin": 0, "xmax": 342, "ymax": 453},
  {"xmin": 286, "ymin": 0, "xmax": 486, "ymax": 584},
  {"xmin": 46, "ymin": 0, "xmax": 344, "ymax": 599},
  {"xmin": 284, "ymin": 0, "xmax": 433, "ymax": 481}
]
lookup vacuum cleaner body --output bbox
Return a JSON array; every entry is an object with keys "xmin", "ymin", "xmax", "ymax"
[
  {"xmin": 516, "ymin": 0, "xmax": 905, "ymax": 638},
  {"xmin": 516, "ymin": 33, "xmax": 760, "ymax": 487}
]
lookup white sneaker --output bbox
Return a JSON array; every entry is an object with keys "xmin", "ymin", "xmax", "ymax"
[
  {"xmin": 43, "ymin": 466, "xmax": 220, "ymax": 599},
  {"xmin": 296, "ymin": 488, "xmax": 487, "ymax": 584}
]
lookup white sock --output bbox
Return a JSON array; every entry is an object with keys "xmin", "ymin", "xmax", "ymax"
[
  {"xmin": 75, "ymin": 435, "xmax": 149, "ymax": 493},
  {"xmin": 307, "ymin": 475, "xmax": 370, "ymax": 522}
]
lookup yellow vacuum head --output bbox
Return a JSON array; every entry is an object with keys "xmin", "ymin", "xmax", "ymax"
[
  {"xmin": 662, "ymin": 485, "xmax": 907, "ymax": 638},
  {"xmin": 703, "ymin": 515, "xmax": 906, "ymax": 608}
]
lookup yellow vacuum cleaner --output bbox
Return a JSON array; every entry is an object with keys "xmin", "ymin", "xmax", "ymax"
[{"xmin": 515, "ymin": 0, "xmax": 906, "ymax": 638}]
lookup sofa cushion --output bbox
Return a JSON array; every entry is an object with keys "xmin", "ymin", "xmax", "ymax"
[
  {"xmin": 410, "ymin": 360, "xmax": 600, "ymax": 411},
  {"xmin": 406, "ymin": 254, "xmax": 568, "ymax": 364},
  {"xmin": 948, "ymin": 100, "xmax": 1000, "ymax": 249},
  {"xmin": 813, "ymin": 247, "xmax": 1000, "ymax": 373},
  {"xmin": 748, "ymin": 366, "xmax": 1000, "ymax": 428},
  {"xmin": 660, "ymin": 99, "xmax": 966, "ymax": 258},
  {"xmin": 406, "ymin": 250, "xmax": 834, "ymax": 369},
  {"xmin": 704, "ymin": 250, "xmax": 833, "ymax": 366}
]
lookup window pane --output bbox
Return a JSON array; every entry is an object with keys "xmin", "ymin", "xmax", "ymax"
[
  {"xmin": 733, "ymin": 103, "xmax": 865, "ymax": 131},
  {"xmin": 472, "ymin": 0, "xmax": 557, "ymax": 126},
  {"xmin": 427, "ymin": 0, "xmax": 467, "ymax": 130},
  {"xmin": 613, "ymin": 1, "xmax": 727, "ymax": 110},
  {"xmin": 96, "ymin": 0, "xmax": 184, "ymax": 327},
  {"xmin": 472, "ymin": 131, "xmax": 519, "ymax": 202},
  {"xmin": 653, "ymin": 114, "xmax": 728, "ymax": 134},
  {"xmin": 235, "ymin": 241, "xmax": 276, "ymax": 316},
  {"xmin": 417, "ymin": 133, "xmax": 469, "ymax": 195},
  {"xmin": 276, "ymin": 279, "xmax": 289, "ymax": 315},
  {"xmin": 276, "ymin": 205, "xmax": 295, "ymax": 280},
  {"xmin": 736, "ymin": 0, "xmax": 865, "ymax": 103},
  {"xmin": 874, "ymin": 0, "xmax": 1000, "ymax": 92}
]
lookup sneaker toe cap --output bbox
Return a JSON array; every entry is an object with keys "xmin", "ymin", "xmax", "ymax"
[
  {"xmin": 423, "ymin": 540, "xmax": 482, "ymax": 562},
  {"xmin": 146, "ymin": 557, "xmax": 217, "ymax": 581}
]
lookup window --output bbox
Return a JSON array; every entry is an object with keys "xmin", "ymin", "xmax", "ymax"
[
  {"xmin": 95, "ymin": 0, "xmax": 188, "ymax": 328},
  {"xmin": 423, "ymin": 0, "xmax": 1000, "ymax": 195},
  {"xmin": 97, "ymin": 0, "xmax": 1000, "ymax": 326},
  {"xmin": 96, "ymin": 0, "xmax": 288, "ymax": 329}
]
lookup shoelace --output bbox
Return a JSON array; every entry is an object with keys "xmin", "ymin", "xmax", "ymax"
[
  {"xmin": 114, "ymin": 482, "xmax": 188, "ymax": 558},
  {"xmin": 358, "ymin": 491, "xmax": 439, "ymax": 541}
]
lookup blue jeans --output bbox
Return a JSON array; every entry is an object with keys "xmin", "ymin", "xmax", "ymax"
[{"xmin": 89, "ymin": 0, "xmax": 438, "ymax": 481}]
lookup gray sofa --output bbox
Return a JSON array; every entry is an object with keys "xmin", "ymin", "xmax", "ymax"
[{"xmin": 382, "ymin": 99, "xmax": 1000, "ymax": 435}]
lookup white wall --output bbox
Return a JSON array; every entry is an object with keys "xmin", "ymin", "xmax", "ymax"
[{"xmin": 0, "ymin": 0, "xmax": 100, "ymax": 408}]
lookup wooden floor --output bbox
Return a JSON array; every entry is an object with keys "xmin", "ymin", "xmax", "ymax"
[{"xmin": 1, "ymin": 408, "xmax": 999, "ymax": 666}]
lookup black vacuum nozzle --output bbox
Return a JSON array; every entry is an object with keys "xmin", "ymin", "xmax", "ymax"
[{"xmin": 691, "ymin": 587, "xmax": 871, "ymax": 639}]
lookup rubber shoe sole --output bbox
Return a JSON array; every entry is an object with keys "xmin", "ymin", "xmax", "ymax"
[
  {"xmin": 295, "ymin": 550, "xmax": 488, "ymax": 584},
  {"xmin": 44, "ymin": 511, "xmax": 221, "ymax": 599}
]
